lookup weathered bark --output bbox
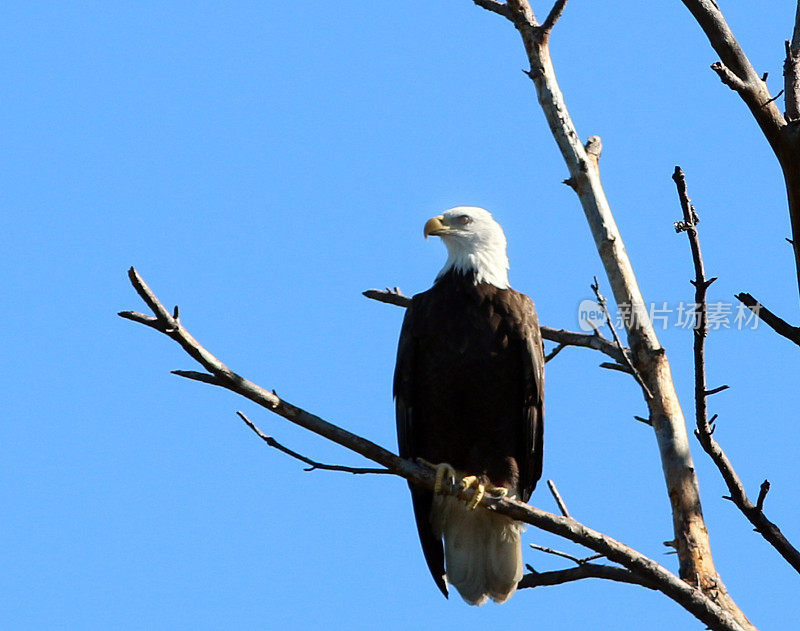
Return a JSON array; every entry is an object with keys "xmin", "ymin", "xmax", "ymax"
[
  {"xmin": 674, "ymin": 168, "xmax": 800, "ymax": 575},
  {"xmin": 473, "ymin": 1, "xmax": 754, "ymax": 628},
  {"xmin": 784, "ymin": 2, "xmax": 800, "ymax": 121},
  {"xmin": 781, "ymin": 156, "xmax": 800, "ymax": 303},
  {"xmin": 680, "ymin": 0, "xmax": 800, "ymax": 306}
]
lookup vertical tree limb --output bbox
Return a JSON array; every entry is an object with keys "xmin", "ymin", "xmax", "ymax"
[
  {"xmin": 477, "ymin": 0, "xmax": 745, "ymax": 616},
  {"xmin": 679, "ymin": 0, "xmax": 800, "ymax": 304},
  {"xmin": 674, "ymin": 167, "xmax": 800, "ymax": 576},
  {"xmin": 783, "ymin": 1, "xmax": 800, "ymax": 121},
  {"xmin": 679, "ymin": 0, "xmax": 785, "ymax": 148}
]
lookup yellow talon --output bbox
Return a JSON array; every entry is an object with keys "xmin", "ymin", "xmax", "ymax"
[
  {"xmin": 433, "ymin": 463, "xmax": 456, "ymax": 495},
  {"xmin": 460, "ymin": 476, "xmax": 486, "ymax": 510},
  {"xmin": 460, "ymin": 475, "xmax": 477, "ymax": 490},
  {"xmin": 467, "ymin": 483, "xmax": 485, "ymax": 510},
  {"xmin": 416, "ymin": 460, "xmax": 503, "ymax": 508}
]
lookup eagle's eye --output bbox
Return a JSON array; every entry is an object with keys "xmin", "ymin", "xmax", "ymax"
[{"xmin": 458, "ymin": 215, "xmax": 473, "ymax": 226}]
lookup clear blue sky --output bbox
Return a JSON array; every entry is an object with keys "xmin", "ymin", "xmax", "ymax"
[{"xmin": 2, "ymin": 2, "xmax": 798, "ymax": 629}]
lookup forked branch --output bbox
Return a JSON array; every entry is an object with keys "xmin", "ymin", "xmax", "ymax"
[
  {"xmin": 519, "ymin": 563, "xmax": 655, "ymax": 590},
  {"xmin": 363, "ymin": 287, "xmax": 628, "ymax": 365},
  {"xmin": 679, "ymin": 0, "xmax": 785, "ymax": 148},
  {"xmin": 471, "ymin": 1, "xmax": 742, "ymax": 619},
  {"xmin": 120, "ymin": 267, "xmax": 747, "ymax": 631},
  {"xmin": 589, "ymin": 277, "xmax": 652, "ymax": 397},
  {"xmin": 236, "ymin": 411, "xmax": 391, "ymax": 475},
  {"xmin": 673, "ymin": 167, "xmax": 800, "ymax": 576},
  {"xmin": 679, "ymin": 0, "xmax": 800, "ymax": 303}
]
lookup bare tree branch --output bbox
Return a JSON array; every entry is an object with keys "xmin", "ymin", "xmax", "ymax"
[
  {"xmin": 599, "ymin": 361, "xmax": 634, "ymax": 375},
  {"xmin": 362, "ymin": 287, "xmax": 411, "ymax": 308},
  {"xmin": 529, "ymin": 543, "xmax": 603, "ymax": 566},
  {"xmin": 590, "ymin": 277, "xmax": 652, "ymax": 398},
  {"xmin": 673, "ymin": 166, "xmax": 800, "ymax": 577},
  {"xmin": 785, "ymin": 3, "xmax": 800, "ymax": 120},
  {"xmin": 710, "ymin": 61, "xmax": 748, "ymax": 93},
  {"xmin": 236, "ymin": 411, "xmax": 391, "ymax": 475},
  {"xmin": 539, "ymin": 327, "xmax": 625, "ymax": 364},
  {"xmin": 524, "ymin": 540, "xmax": 650, "ymax": 592},
  {"xmin": 679, "ymin": 0, "xmax": 785, "ymax": 146},
  {"xmin": 529, "ymin": 543, "xmax": 585, "ymax": 564},
  {"xmin": 519, "ymin": 563, "xmax": 657, "ymax": 590},
  {"xmin": 544, "ymin": 342, "xmax": 567, "ymax": 363},
  {"xmin": 734, "ymin": 292, "xmax": 800, "ymax": 347},
  {"xmin": 704, "ymin": 385, "xmax": 729, "ymax": 397},
  {"xmin": 119, "ymin": 268, "xmax": 409, "ymax": 476},
  {"xmin": 679, "ymin": 0, "xmax": 800, "ymax": 304},
  {"xmin": 471, "ymin": 1, "xmax": 741, "ymax": 617},
  {"xmin": 756, "ymin": 480, "xmax": 771, "ymax": 513},
  {"xmin": 121, "ymin": 267, "xmax": 749, "ymax": 631},
  {"xmin": 363, "ymin": 287, "xmax": 629, "ymax": 364},
  {"xmin": 506, "ymin": 0, "xmax": 538, "ymax": 27},
  {"xmin": 471, "ymin": 0, "xmax": 512, "ymax": 20},
  {"xmin": 540, "ymin": 0, "xmax": 568, "ymax": 37},
  {"xmin": 547, "ymin": 479, "xmax": 570, "ymax": 518}
]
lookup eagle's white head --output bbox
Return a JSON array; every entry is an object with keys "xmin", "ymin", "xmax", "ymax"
[{"xmin": 424, "ymin": 206, "xmax": 510, "ymax": 289}]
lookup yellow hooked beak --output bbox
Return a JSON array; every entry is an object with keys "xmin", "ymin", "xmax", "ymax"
[{"xmin": 423, "ymin": 215, "xmax": 449, "ymax": 240}]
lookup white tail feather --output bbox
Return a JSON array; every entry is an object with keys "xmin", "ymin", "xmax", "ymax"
[{"xmin": 432, "ymin": 495, "xmax": 523, "ymax": 605}]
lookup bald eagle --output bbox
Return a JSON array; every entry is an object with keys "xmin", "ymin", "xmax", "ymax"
[{"xmin": 394, "ymin": 207, "xmax": 544, "ymax": 605}]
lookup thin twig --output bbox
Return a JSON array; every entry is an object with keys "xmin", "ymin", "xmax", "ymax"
[
  {"xmin": 734, "ymin": 292, "xmax": 800, "ymax": 347},
  {"xmin": 519, "ymin": 563, "xmax": 657, "ymax": 590},
  {"xmin": 756, "ymin": 480, "xmax": 771, "ymax": 512},
  {"xmin": 547, "ymin": 479, "xmax": 571, "ymax": 518},
  {"xmin": 539, "ymin": 327, "xmax": 625, "ymax": 364},
  {"xmin": 673, "ymin": 167, "xmax": 800, "ymax": 576},
  {"xmin": 236, "ymin": 411, "xmax": 391, "ymax": 475},
  {"xmin": 762, "ymin": 89, "xmax": 785, "ymax": 108},
  {"xmin": 540, "ymin": 0, "xmax": 568, "ymax": 36},
  {"xmin": 529, "ymin": 543, "xmax": 589, "ymax": 565},
  {"xmin": 471, "ymin": 0, "xmax": 512, "ymax": 20},
  {"xmin": 544, "ymin": 342, "xmax": 567, "ymax": 363},
  {"xmin": 599, "ymin": 361, "xmax": 634, "ymax": 375},
  {"xmin": 590, "ymin": 277, "xmax": 652, "ymax": 398}
]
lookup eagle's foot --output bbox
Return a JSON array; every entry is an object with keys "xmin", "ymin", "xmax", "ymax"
[
  {"xmin": 415, "ymin": 459, "xmax": 462, "ymax": 495},
  {"xmin": 416, "ymin": 460, "xmax": 504, "ymax": 509},
  {"xmin": 460, "ymin": 475, "xmax": 486, "ymax": 510},
  {"xmin": 430, "ymin": 462, "xmax": 457, "ymax": 495}
]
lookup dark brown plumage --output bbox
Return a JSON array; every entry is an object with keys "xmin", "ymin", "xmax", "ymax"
[{"xmin": 394, "ymin": 267, "xmax": 544, "ymax": 601}]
